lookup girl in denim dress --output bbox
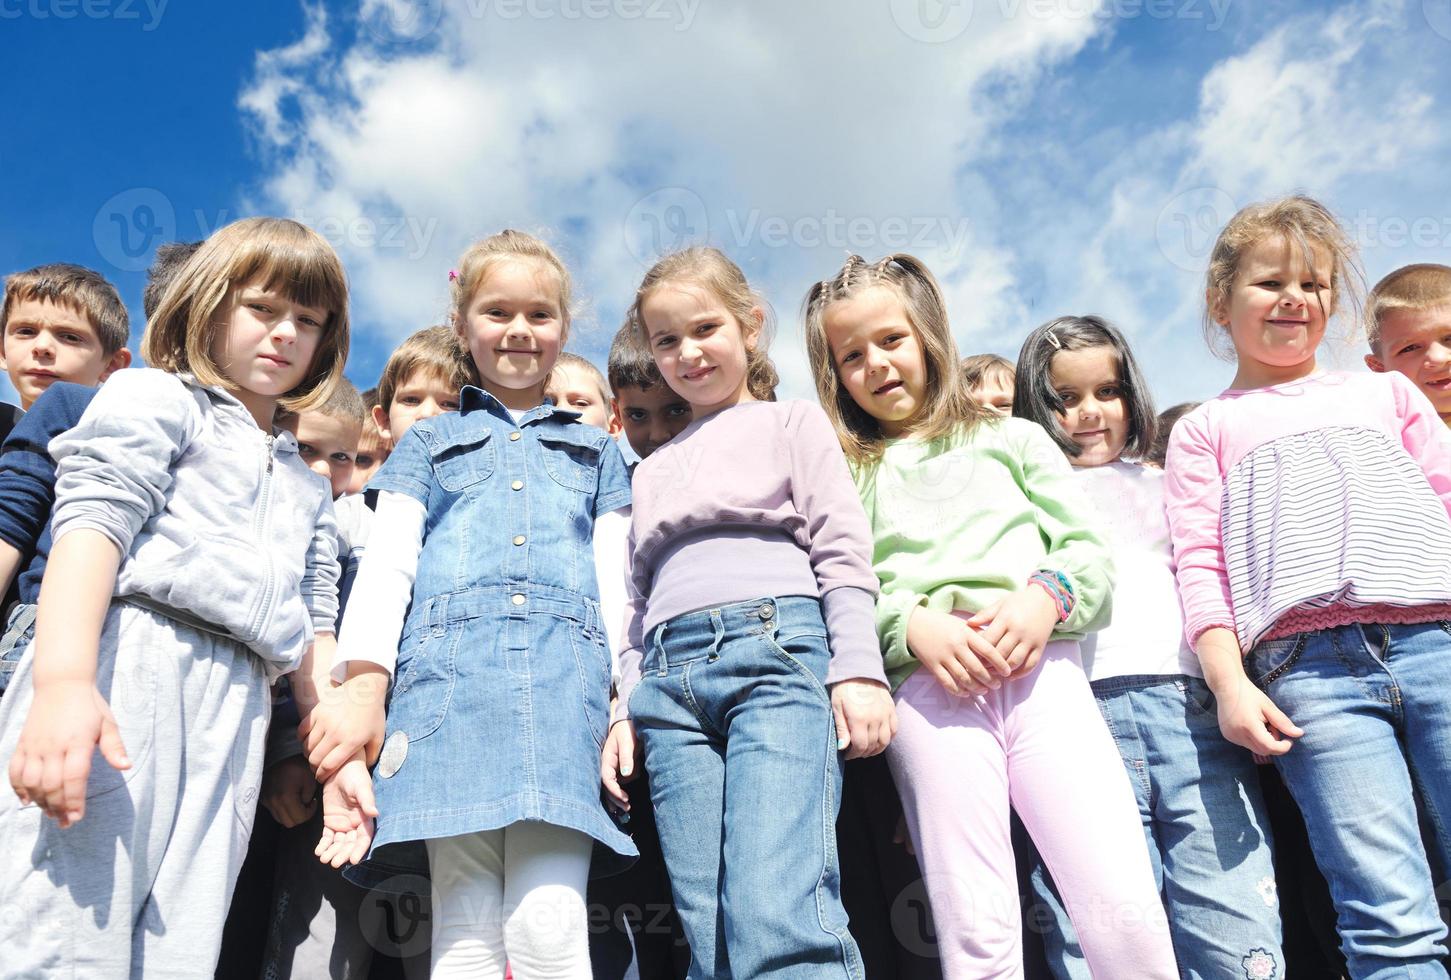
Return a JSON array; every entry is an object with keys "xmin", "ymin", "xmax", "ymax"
[
  {"xmin": 601, "ymin": 247, "xmax": 899, "ymax": 980},
  {"xmin": 317, "ymin": 231, "xmax": 635, "ymax": 978}
]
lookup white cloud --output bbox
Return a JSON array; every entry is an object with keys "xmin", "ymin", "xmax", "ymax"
[{"xmin": 238, "ymin": 0, "xmax": 1109, "ymax": 390}]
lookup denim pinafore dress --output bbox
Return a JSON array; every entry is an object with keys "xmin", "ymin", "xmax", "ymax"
[{"xmin": 356, "ymin": 385, "xmax": 636, "ymax": 886}]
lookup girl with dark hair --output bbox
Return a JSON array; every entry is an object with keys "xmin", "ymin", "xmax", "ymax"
[{"xmin": 1014, "ymin": 315, "xmax": 1282, "ymax": 979}]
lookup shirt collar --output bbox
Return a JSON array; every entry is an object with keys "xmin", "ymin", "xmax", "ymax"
[{"xmin": 459, "ymin": 384, "xmax": 582, "ymax": 427}]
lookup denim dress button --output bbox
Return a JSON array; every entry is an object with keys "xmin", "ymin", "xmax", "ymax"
[
  {"xmin": 511, "ymin": 480, "xmax": 524, "ymax": 490},
  {"xmin": 512, "ymin": 593, "xmax": 526, "ymax": 605},
  {"xmin": 513, "ymin": 535, "xmax": 526, "ymax": 546}
]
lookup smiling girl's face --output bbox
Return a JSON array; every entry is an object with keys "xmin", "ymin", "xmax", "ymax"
[
  {"xmin": 1049, "ymin": 345, "xmax": 1128, "ymax": 467},
  {"xmin": 821, "ymin": 286, "xmax": 926, "ymax": 437},
  {"xmin": 640, "ymin": 282, "xmax": 760, "ymax": 417}
]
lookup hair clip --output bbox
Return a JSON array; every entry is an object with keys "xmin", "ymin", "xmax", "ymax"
[
  {"xmin": 448, "ymin": 269, "xmax": 459, "ymax": 282},
  {"xmin": 1045, "ymin": 329, "xmax": 1062, "ymax": 350}
]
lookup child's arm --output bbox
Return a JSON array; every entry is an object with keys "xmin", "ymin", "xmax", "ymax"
[
  {"xmin": 968, "ymin": 421, "xmax": 1112, "ymax": 676},
  {"xmin": 1195, "ymin": 626, "xmax": 1301, "ymax": 755},
  {"xmin": 302, "ymin": 490, "xmax": 425, "ymax": 780},
  {"xmin": 8, "ymin": 373, "xmax": 195, "ymax": 827},
  {"xmin": 591, "ymin": 505, "xmax": 630, "ymax": 685},
  {"xmin": 7, "ymin": 529, "xmax": 128, "ymax": 826},
  {"xmin": 1389, "ymin": 370, "xmax": 1451, "ymax": 520},
  {"xmin": 0, "ymin": 383, "xmax": 99, "ymax": 598},
  {"xmin": 602, "ymin": 520, "xmax": 645, "ymax": 811},
  {"xmin": 787, "ymin": 404, "xmax": 896, "ymax": 758}
]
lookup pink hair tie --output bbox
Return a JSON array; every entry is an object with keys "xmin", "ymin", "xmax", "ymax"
[{"xmin": 448, "ymin": 269, "xmax": 459, "ymax": 282}]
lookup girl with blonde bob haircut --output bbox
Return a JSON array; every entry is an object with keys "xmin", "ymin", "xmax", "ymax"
[
  {"xmin": 143, "ymin": 215, "xmax": 351, "ymax": 415},
  {"xmin": 803, "ymin": 252, "xmax": 1179, "ymax": 976},
  {"xmin": 0, "ymin": 215, "xmax": 349, "ymax": 976}
]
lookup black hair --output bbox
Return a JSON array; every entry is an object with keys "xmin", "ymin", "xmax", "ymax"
[
  {"xmin": 1147, "ymin": 401, "xmax": 1200, "ymax": 468},
  {"xmin": 1012, "ymin": 315, "xmax": 1158, "ymax": 461},
  {"xmin": 142, "ymin": 241, "xmax": 203, "ymax": 320},
  {"xmin": 606, "ymin": 318, "xmax": 666, "ymax": 393}
]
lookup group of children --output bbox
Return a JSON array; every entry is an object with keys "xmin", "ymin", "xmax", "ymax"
[{"xmin": 0, "ymin": 193, "xmax": 1448, "ymax": 980}]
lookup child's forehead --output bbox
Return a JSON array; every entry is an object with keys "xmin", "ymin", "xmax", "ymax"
[
  {"xmin": 5, "ymin": 296, "xmax": 98, "ymax": 333},
  {"xmin": 616, "ymin": 383, "xmax": 684, "ymax": 408},
  {"xmin": 396, "ymin": 365, "xmax": 457, "ymax": 392},
  {"xmin": 1380, "ymin": 304, "xmax": 1451, "ymax": 344},
  {"xmin": 298, "ymin": 409, "xmax": 363, "ymax": 441}
]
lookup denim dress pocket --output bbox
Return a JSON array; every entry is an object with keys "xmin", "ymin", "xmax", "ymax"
[
  {"xmin": 538, "ymin": 427, "xmax": 603, "ymax": 494},
  {"xmin": 429, "ymin": 428, "xmax": 496, "ymax": 492},
  {"xmin": 1245, "ymin": 633, "xmax": 1307, "ymax": 688},
  {"xmin": 389, "ymin": 626, "xmax": 459, "ymax": 741}
]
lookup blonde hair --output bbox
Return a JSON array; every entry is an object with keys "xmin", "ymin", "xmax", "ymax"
[
  {"xmin": 141, "ymin": 217, "xmax": 349, "ymax": 413},
  {"xmin": 803, "ymin": 253, "xmax": 983, "ymax": 465},
  {"xmin": 1202, "ymin": 195, "xmax": 1364, "ymax": 359},
  {"xmin": 628, "ymin": 247, "xmax": 778, "ymax": 402},
  {"xmin": 961, "ymin": 353, "xmax": 1015, "ymax": 390},
  {"xmin": 449, "ymin": 229, "xmax": 572, "ymax": 347},
  {"xmin": 550, "ymin": 351, "xmax": 610, "ymax": 403},
  {"xmin": 375, "ymin": 325, "xmax": 477, "ymax": 414},
  {"xmin": 1366, "ymin": 263, "xmax": 1451, "ymax": 352}
]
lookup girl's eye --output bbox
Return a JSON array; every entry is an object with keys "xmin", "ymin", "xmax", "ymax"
[
  {"xmin": 1057, "ymin": 392, "xmax": 1078, "ymax": 406},
  {"xmin": 356, "ymin": 454, "xmax": 375, "ymax": 468},
  {"xmin": 885, "ymin": 334, "xmax": 905, "ymax": 345},
  {"xmin": 443, "ymin": 401, "xmax": 460, "ymax": 411},
  {"xmin": 655, "ymin": 336, "xmax": 675, "ymax": 349},
  {"xmin": 1099, "ymin": 386, "xmax": 1120, "ymax": 398},
  {"xmin": 697, "ymin": 322, "xmax": 718, "ymax": 335},
  {"xmin": 840, "ymin": 351, "xmax": 860, "ymax": 365}
]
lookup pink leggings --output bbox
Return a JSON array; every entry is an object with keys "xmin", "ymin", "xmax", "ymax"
[{"xmin": 888, "ymin": 640, "xmax": 1179, "ymax": 979}]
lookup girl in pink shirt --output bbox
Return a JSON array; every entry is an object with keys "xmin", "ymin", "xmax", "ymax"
[{"xmin": 1164, "ymin": 195, "xmax": 1451, "ymax": 979}]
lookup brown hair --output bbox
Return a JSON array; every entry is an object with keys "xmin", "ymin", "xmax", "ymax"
[
  {"xmin": 2, "ymin": 263, "xmax": 129, "ymax": 355},
  {"xmin": 141, "ymin": 217, "xmax": 349, "ymax": 413},
  {"xmin": 961, "ymin": 353, "xmax": 1015, "ymax": 390},
  {"xmin": 1202, "ymin": 195, "xmax": 1364, "ymax": 359},
  {"xmin": 143, "ymin": 241, "xmax": 203, "ymax": 320},
  {"xmin": 315, "ymin": 376, "xmax": 368, "ymax": 426},
  {"xmin": 550, "ymin": 351, "xmax": 610, "ymax": 403},
  {"xmin": 628, "ymin": 247, "xmax": 778, "ymax": 402},
  {"xmin": 1366, "ymin": 263, "xmax": 1451, "ymax": 352},
  {"xmin": 375, "ymin": 325, "xmax": 477, "ymax": 414},
  {"xmin": 803, "ymin": 253, "xmax": 983, "ymax": 465}
]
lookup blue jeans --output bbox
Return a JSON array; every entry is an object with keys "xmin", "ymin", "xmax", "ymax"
[
  {"xmin": 1029, "ymin": 675, "xmax": 1282, "ymax": 980},
  {"xmin": 1247, "ymin": 622, "xmax": 1451, "ymax": 979},
  {"xmin": 629, "ymin": 595, "xmax": 862, "ymax": 980},
  {"xmin": 0, "ymin": 602, "xmax": 36, "ymax": 698}
]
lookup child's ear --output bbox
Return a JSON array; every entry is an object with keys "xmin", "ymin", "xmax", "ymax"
[
  {"xmin": 607, "ymin": 397, "xmax": 624, "ymax": 436},
  {"xmin": 1364, "ymin": 353, "xmax": 1387, "ymax": 373},
  {"xmin": 1206, "ymin": 288, "xmax": 1228, "ymax": 328},
  {"xmin": 99, "ymin": 347, "xmax": 133, "ymax": 382},
  {"xmin": 744, "ymin": 306, "xmax": 765, "ymax": 351},
  {"xmin": 371, "ymin": 404, "xmax": 393, "ymax": 442}
]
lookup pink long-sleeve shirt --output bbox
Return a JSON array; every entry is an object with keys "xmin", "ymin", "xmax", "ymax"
[{"xmin": 1164, "ymin": 370, "xmax": 1451, "ymax": 653}]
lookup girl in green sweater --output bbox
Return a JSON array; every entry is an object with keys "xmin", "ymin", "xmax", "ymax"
[{"xmin": 802, "ymin": 254, "xmax": 1178, "ymax": 979}]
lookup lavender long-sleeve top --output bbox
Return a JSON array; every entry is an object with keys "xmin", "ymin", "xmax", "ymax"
[{"xmin": 615, "ymin": 399, "xmax": 884, "ymax": 719}]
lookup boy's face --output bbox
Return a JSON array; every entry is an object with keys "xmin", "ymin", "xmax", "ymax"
[
  {"xmin": 292, "ymin": 411, "xmax": 362, "ymax": 500},
  {"xmin": 348, "ymin": 421, "xmax": 390, "ymax": 495},
  {"xmin": 611, "ymin": 383, "xmax": 692, "ymax": 459},
  {"xmin": 547, "ymin": 363, "xmax": 614, "ymax": 431},
  {"xmin": 1, "ymin": 298, "xmax": 130, "ymax": 408},
  {"xmin": 1367, "ymin": 304, "xmax": 1451, "ymax": 418},
  {"xmin": 970, "ymin": 372, "xmax": 1015, "ymax": 417},
  {"xmin": 376, "ymin": 368, "xmax": 459, "ymax": 443}
]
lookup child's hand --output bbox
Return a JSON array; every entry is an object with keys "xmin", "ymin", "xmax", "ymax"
[
  {"xmin": 967, "ymin": 586, "xmax": 1059, "ymax": 678},
  {"xmin": 262, "ymin": 756, "xmax": 319, "ymax": 828},
  {"xmin": 905, "ymin": 607, "xmax": 1012, "ymax": 696},
  {"xmin": 831, "ymin": 679, "xmax": 898, "ymax": 759},
  {"xmin": 301, "ymin": 671, "xmax": 387, "ymax": 782},
  {"xmin": 1215, "ymin": 676, "xmax": 1303, "ymax": 757},
  {"xmin": 600, "ymin": 720, "xmax": 640, "ymax": 812},
  {"xmin": 8, "ymin": 680, "xmax": 130, "ymax": 828},
  {"xmin": 892, "ymin": 814, "xmax": 916, "ymax": 857},
  {"xmin": 316, "ymin": 755, "xmax": 378, "ymax": 868}
]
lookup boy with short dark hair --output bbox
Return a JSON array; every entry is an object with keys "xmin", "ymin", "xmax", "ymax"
[{"xmin": 606, "ymin": 322, "xmax": 690, "ymax": 460}]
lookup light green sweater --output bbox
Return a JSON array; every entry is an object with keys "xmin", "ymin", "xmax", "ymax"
[{"xmin": 851, "ymin": 417, "xmax": 1114, "ymax": 691}]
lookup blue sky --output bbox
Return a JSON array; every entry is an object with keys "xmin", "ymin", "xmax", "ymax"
[{"xmin": 4, "ymin": 0, "xmax": 1450, "ymax": 409}]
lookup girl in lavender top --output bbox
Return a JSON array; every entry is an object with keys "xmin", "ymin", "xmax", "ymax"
[{"xmin": 601, "ymin": 247, "xmax": 896, "ymax": 980}]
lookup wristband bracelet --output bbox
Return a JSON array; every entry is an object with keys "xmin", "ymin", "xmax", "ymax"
[{"xmin": 1028, "ymin": 570, "xmax": 1075, "ymax": 623}]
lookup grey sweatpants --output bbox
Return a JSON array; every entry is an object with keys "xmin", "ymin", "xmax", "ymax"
[{"xmin": 0, "ymin": 602, "xmax": 270, "ymax": 978}]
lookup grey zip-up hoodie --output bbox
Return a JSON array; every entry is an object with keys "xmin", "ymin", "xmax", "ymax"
[{"xmin": 49, "ymin": 369, "xmax": 340, "ymax": 679}]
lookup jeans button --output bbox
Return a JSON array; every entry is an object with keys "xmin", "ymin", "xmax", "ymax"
[{"xmin": 757, "ymin": 603, "xmax": 774, "ymax": 620}]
